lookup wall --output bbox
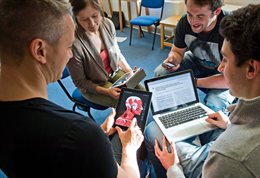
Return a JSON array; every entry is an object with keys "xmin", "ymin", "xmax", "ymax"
[
  {"xmin": 101, "ymin": 0, "xmax": 260, "ymax": 35},
  {"xmin": 101, "ymin": 0, "xmax": 185, "ymax": 21},
  {"xmin": 224, "ymin": 0, "xmax": 259, "ymax": 6},
  {"xmin": 102, "ymin": 0, "xmax": 260, "ymax": 22}
]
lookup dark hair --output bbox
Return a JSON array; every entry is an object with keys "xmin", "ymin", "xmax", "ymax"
[
  {"xmin": 0, "ymin": 0, "xmax": 71, "ymax": 59},
  {"xmin": 184, "ymin": 0, "xmax": 223, "ymax": 12},
  {"xmin": 220, "ymin": 4, "xmax": 260, "ymax": 66},
  {"xmin": 70, "ymin": 0, "xmax": 102, "ymax": 16}
]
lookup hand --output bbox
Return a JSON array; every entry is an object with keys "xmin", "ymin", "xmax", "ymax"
[
  {"xmin": 100, "ymin": 108, "xmax": 117, "ymax": 136},
  {"xmin": 133, "ymin": 66, "xmax": 138, "ymax": 72},
  {"xmin": 162, "ymin": 55, "xmax": 180, "ymax": 72},
  {"xmin": 107, "ymin": 87, "xmax": 121, "ymax": 99},
  {"xmin": 116, "ymin": 118, "xmax": 144, "ymax": 153},
  {"xmin": 128, "ymin": 66, "xmax": 138, "ymax": 75},
  {"xmin": 154, "ymin": 136, "xmax": 179, "ymax": 170},
  {"xmin": 206, "ymin": 111, "xmax": 230, "ymax": 129}
]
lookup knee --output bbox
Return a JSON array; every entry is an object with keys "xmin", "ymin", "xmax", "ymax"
[
  {"xmin": 154, "ymin": 64, "xmax": 168, "ymax": 77},
  {"xmin": 144, "ymin": 121, "xmax": 163, "ymax": 148},
  {"xmin": 144, "ymin": 122, "xmax": 156, "ymax": 145}
]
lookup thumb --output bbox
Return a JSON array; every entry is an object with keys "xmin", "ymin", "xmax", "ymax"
[
  {"xmin": 109, "ymin": 108, "xmax": 116, "ymax": 117},
  {"xmin": 129, "ymin": 117, "xmax": 137, "ymax": 130},
  {"xmin": 115, "ymin": 126, "xmax": 123, "ymax": 136}
]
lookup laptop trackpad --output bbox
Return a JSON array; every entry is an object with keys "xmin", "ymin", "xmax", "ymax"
[{"xmin": 167, "ymin": 120, "xmax": 213, "ymax": 142}]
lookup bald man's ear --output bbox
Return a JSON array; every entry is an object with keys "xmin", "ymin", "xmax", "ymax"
[
  {"xmin": 29, "ymin": 38, "xmax": 47, "ymax": 64},
  {"xmin": 247, "ymin": 59, "xmax": 259, "ymax": 79}
]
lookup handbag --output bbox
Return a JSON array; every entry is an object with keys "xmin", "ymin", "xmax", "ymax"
[{"xmin": 111, "ymin": 11, "xmax": 125, "ymax": 30}]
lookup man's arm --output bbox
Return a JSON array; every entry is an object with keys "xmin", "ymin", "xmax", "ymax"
[
  {"xmin": 197, "ymin": 74, "xmax": 229, "ymax": 89},
  {"xmin": 101, "ymin": 110, "xmax": 143, "ymax": 178},
  {"xmin": 116, "ymin": 118, "xmax": 144, "ymax": 178},
  {"xmin": 116, "ymin": 149, "xmax": 140, "ymax": 178},
  {"xmin": 160, "ymin": 45, "xmax": 186, "ymax": 72},
  {"xmin": 165, "ymin": 45, "xmax": 186, "ymax": 66},
  {"xmin": 154, "ymin": 136, "xmax": 186, "ymax": 178}
]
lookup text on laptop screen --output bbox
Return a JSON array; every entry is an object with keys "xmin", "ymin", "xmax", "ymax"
[{"xmin": 147, "ymin": 72, "xmax": 197, "ymax": 114}]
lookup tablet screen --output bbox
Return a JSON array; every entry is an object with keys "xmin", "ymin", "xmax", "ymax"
[{"xmin": 114, "ymin": 87, "xmax": 152, "ymax": 131}]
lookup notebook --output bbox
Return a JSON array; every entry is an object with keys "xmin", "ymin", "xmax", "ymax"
[
  {"xmin": 111, "ymin": 68, "xmax": 146, "ymax": 88},
  {"xmin": 144, "ymin": 69, "xmax": 215, "ymax": 142},
  {"xmin": 114, "ymin": 87, "xmax": 152, "ymax": 132}
]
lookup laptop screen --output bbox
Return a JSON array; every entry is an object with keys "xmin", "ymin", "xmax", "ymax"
[{"xmin": 144, "ymin": 70, "xmax": 199, "ymax": 115}]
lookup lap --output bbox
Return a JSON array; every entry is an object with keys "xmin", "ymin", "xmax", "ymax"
[{"xmin": 144, "ymin": 120, "xmax": 223, "ymax": 178}]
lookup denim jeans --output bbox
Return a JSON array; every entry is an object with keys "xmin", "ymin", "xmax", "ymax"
[{"xmin": 144, "ymin": 121, "xmax": 224, "ymax": 178}]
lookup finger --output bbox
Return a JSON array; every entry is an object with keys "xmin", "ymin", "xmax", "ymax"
[
  {"xmin": 154, "ymin": 139, "xmax": 161, "ymax": 158},
  {"xmin": 162, "ymin": 135, "xmax": 167, "ymax": 147},
  {"xmin": 110, "ymin": 108, "xmax": 116, "ymax": 117},
  {"xmin": 155, "ymin": 148, "xmax": 160, "ymax": 158},
  {"xmin": 108, "ymin": 128, "xmax": 116, "ymax": 136},
  {"xmin": 115, "ymin": 126, "xmax": 123, "ymax": 137},
  {"xmin": 154, "ymin": 139, "xmax": 159, "ymax": 150},
  {"xmin": 171, "ymin": 64, "xmax": 180, "ymax": 71},
  {"xmin": 129, "ymin": 117, "xmax": 137, "ymax": 130},
  {"xmin": 163, "ymin": 59, "xmax": 169, "ymax": 63},
  {"xmin": 169, "ymin": 141, "xmax": 175, "ymax": 155},
  {"xmin": 107, "ymin": 108, "xmax": 116, "ymax": 124},
  {"xmin": 207, "ymin": 112, "xmax": 219, "ymax": 118},
  {"xmin": 154, "ymin": 148, "xmax": 160, "ymax": 158},
  {"xmin": 205, "ymin": 117, "xmax": 219, "ymax": 125},
  {"xmin": 114, "ymin": 87, "xmax": 121, "ymax": 92}
]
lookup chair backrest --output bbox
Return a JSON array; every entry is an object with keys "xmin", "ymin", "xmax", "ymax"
[
  {"xmin": 58, "ymin": 68, "xmax": 74, "ymax": 102},
  {"xmin": 61, "ymin": 67, "xmax": 70, "ymax": 79},
  {"xmin": 141, "ymin": 0, "xmax": 164, "ymax": 9},
  {"xmin": 139, "ymin": 0, "xmax": 165, "ymax": 19},
  {"xmin": 57, "ymin": 67, "xmax": 94, "ymax": 119}
]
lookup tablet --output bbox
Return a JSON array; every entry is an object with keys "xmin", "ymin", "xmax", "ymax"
[
  {"xmin": 114, "ymin": 87, "xmax": 152, "ymax": 132},
  {"xmin": 111, "ymin": 68, "xmax": 146, "ymax": 88}
]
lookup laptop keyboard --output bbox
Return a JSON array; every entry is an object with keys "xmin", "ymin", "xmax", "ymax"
[{"xmin": 159, "ymin": 105, "xmax": 208, "ymax": 129}]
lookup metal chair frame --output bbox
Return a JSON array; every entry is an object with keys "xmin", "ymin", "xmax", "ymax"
[
  {"xmin": 57, "ymin": 68, "xmax": 108, "ymax": 121},
  {"xmin": 129, "ymin": 0, "xmax": 165, "ymax": 50}
]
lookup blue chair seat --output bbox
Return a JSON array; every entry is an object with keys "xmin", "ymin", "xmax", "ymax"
[
  {"xmin": 57, "ymin": 67, "xmax": 108, "ymax": 121},
  {"xmin": 72, "ymin": 89, "xmax": 108, "ymax": 110},
  {"xmin": 130, "ymin": 16, "xmax": 160, "ymax": 26}
]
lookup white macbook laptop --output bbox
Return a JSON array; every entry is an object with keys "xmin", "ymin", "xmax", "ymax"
[{"xmin": 144, "ymin": 69, "xmax": 215, "ymax": 142}]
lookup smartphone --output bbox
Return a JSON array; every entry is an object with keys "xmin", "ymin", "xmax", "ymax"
[{"xmin": 162, "ymin": 62, "xmax": 175, "ymax": 69}]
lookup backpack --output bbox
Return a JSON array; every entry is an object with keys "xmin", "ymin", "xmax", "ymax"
[{"xmin": 111, "ymin": 11, "xmax": 125, "ymax": 30}]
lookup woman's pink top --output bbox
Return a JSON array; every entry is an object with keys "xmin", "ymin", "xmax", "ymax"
[{"xmin": 100, "ymin": 49, "xmax": 113, "ymax": 75}]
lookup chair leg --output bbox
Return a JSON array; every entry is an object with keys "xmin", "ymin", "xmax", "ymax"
[
  {"xmin": 129, "ymin": 25, "xmax": 133, "ymax": 46},
  {"xmin": 152, "ymin": 26, "xmax": 158, "ymax": 50},
  {"xmin": 86, "ymin": 108, "xmax": 96, "ymax": 122},
  {"xmin": 140, "ymin": 26, "xmax": 144, "ymax": 37},
  {"xmin": 72, "ymin": 104, "xmax": 77, "ymax": 111},
  {"xmin": 73, "ymin": 103, "xmax": 95, "ymax": 122}
]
